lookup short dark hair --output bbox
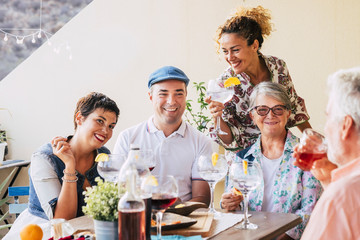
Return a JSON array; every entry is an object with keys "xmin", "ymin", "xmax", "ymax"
[{"xmin": 73, "ymin": 92, "xmax": 120, "ymax": 129}]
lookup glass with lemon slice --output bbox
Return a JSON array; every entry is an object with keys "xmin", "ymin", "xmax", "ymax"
[
  {"xmin": 207, "ymin": 77, "xmax": 240, "ymax": 136},
  {"xmin": 197, "ymin": 152, "xmax": 228, "ymax": 219},
  {"xmin": 96, "ymin": 153, "xmax": 127, "ymax": 183},
  {"xmin": 229, "ymin": 158, "xmax": 262, "ymax": 229}
]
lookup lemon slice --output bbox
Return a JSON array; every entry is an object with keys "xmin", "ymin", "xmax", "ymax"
[
  {"xmin": 211, "ymin": 152, "xmax": 219, "ymax": 166},
  {"xmin": 224, "ymin": 77, "xmax": 241, "ymax": 88},
  {"xmin": 95, "ymin": 153, "xmax": 109, "ymax": 162},
  {"xmin": 175, "ymin": 203, "xmax": 185, "ymax": 208},
  {"xmin": 144, "ymin": 175, "xmax": 158, "ymax": 186},
  {"xmin": 243, "ymin": 160, "xmax": 248, "ymax": 175},
  {"xmin": 232, "ymin": 187, "xmax": 242, "ymax": 196}
]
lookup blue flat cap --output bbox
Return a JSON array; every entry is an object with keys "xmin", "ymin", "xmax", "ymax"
[{"xmin": 148, "ymin": 66, "xmax": 190, "ymax": 88}]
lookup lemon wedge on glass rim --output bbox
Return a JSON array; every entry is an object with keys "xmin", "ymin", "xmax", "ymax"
[
  {"xmin": 243, "ymin": 160, "xmax": 248, "ymax": 175},
  {"xmin": 144, "ymin": 175, "xmax": 158, "ymax": 186},
  {"xmin": 224, "ymin": 77, "xmax": 241, "ymax": 88},
  {"xmin": 211, "ymin": 152, "xmax": 219, "ymax": 166},
  {"xmin": 95, "ymin": 153, "xmax": 109, "ymax": 162}
]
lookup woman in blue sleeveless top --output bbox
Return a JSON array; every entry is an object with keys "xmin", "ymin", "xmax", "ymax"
[{"xmin": 5, "ymin": 92, "xmax": 119, "ymax": 239}]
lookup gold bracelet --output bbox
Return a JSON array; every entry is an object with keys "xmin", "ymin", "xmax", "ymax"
[
  {"xmin": 62, "ymin": 176, "xmax": 78, "ymax": 183},
  {"xmin": 63, "ymin": 170, "xmax": 77, "ymax": 177}
]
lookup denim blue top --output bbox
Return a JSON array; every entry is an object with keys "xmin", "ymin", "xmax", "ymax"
[{"xmin": 28, "ymin": 139, "xmax": 110, "ymax": 220}]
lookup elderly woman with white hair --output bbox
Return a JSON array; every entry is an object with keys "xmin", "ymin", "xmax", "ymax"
[{"xmin": 220, "ymin": 82, "xmax": 322, "ymax": 240}]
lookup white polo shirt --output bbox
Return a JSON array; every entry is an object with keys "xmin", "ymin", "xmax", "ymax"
[{"xmin": 113, "ymin": 116, "xmax": 213, "ymax": 201}]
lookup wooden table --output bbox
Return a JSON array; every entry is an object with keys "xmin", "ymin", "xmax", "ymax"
[
  {"xmin": 209, "ymin": 211, "xmax": 302, "ymax": 240},
  {"xmin": 68, "ymin": 210, "xmax": 302, "ymax": 240}
]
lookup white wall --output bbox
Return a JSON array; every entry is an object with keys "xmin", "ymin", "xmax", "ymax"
[{"xmin": 1, "ymin": 0, "xmax": 360, "ymax": 171}]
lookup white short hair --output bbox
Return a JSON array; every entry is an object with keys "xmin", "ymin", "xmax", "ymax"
[{"xmin": 327, "ymin": 67, "xmax": 360, "ymax": 133}]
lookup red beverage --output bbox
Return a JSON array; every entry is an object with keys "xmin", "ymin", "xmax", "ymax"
[
  {"xmin": 299, "ymin": 152, "xmax": 327, "ymax": 171},
  {"xmin": 151, "ymin": 195, "xmax": 177, "ymax": 210},
  {"xmin": 149, "ymin": 167, "xmax": 155, "ymax": 171},
  {"xmin": 118, "ymin": 210, "xmax": 145, "ymax": 240}
]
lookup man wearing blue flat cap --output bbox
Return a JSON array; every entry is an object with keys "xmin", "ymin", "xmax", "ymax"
[{"xmin": 114, "ymin": 66, "xmax": 211, "ymax": 205}]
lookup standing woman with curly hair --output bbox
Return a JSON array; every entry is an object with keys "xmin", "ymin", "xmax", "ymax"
[{"xmin": 205, "ymin": 6, "xmax": 311, "ymax": 152}]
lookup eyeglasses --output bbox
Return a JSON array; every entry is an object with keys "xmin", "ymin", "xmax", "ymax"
[{"xmin": 252, "ymin": 105, "xmax": 288, "ymax": 116}]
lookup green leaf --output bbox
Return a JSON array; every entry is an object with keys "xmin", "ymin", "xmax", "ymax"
[
  {"xmin": 0, "ymin": 197, "xmax": 9, "ymax": 207},
  {"xmin": 0, "ymin": 210, "xmax": 9, "ymax": 223},
  {"xmin": 0, "ymin": 224, "xmax": 12, "ymax": 230},
  {"xmin": 0, "ymin": 168, "xmax": 16, "ymax": 195}
]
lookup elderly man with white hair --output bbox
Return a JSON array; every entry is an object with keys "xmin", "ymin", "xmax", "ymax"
[{"xmin": 294, "ymin": 67, "xmax": 360, "ymax": 240}]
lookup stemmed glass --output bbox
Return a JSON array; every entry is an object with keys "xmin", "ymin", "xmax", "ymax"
[
  {"xmin": 151, "ymin": 175, "xmax": 179, "ymax": 240},
  {"xmin": 207, "ymin": 79, "xmax": 234, "ymax": 135},
  {"xmin": 229, "ymin": 159, "xmax": 262, "ymax": 229},
  {"xmin": 97, "ymin": 154, "xmax": 127, "ymax": 183},
  {"xmin": 197, "ymin": 153, "xmax": 228, "ymax": 219},
  {"xmin": 140, "ymin": 149, "xmax": 156, "ymax": 171}
]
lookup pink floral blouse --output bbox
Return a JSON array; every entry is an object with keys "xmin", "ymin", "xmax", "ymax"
[{"xmin": 216, "ymin": 53, "xmax": 310, "ymax": 151}]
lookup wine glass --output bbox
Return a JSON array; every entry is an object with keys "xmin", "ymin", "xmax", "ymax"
[
  {"xmin": 140, "ymin": 149, "xmax": 156, "ymax": 171},
  {"xmin": 151, "ymin": 175, "xmax": 178, "ymax": 240},
  {"xmin": 229, "ymin": 159, "xmax": 262, "ymax": 229},
  {"xmin": 97, "ymin": 154, "xmax": 126, "ymax": 183},
  {"xmin": 207, "ymin": 79, "xmax": 234, "ymax": 135},
  {"xmin": 197, "ymin": 153, "xmax": 228, "ymax": 219},
  {"xmin": 296, "ymin": 128, "xmax": 328, "ymax": 171}
]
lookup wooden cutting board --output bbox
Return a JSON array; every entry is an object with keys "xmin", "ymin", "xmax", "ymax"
[{"xmin": 161, "ymin": 211, "xmax": 214, "ymax": 237}]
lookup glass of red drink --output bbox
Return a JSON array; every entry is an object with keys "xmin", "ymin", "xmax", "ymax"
[
  {"xmin": 297, "ymin": 128, "xmax": 327, "ymax": 171},
  {"xmin": 151, "ymin": 175, "xmax": 178, "ymax": 240},
  {"xmin": 140, "ymin": 149, "xmax": 156, "ymax": 171}
]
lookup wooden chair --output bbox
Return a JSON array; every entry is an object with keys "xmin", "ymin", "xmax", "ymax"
[{"xmin": 8, "ymin": 186, "xmax": 29, "ymax": 217}]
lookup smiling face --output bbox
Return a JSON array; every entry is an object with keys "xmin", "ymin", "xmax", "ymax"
[
  {"xmin": 250, "ymin": 94, "xmax": 290, "ymax": 138},
  {"xmin": 149, "ymin": 80, "xmax": 187, "ymax": 131},
  {"xmin": 220, "ymin": 33, "xmax": 259, "ymax": 75},
  {"xmin": 75, "ymin": 108, "xmax": 117, "ymax": 149}
]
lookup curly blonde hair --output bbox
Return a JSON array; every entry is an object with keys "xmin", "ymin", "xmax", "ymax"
[{"xmin": 215, "ymin": 6, "xmax": 273, "ymax": 53}]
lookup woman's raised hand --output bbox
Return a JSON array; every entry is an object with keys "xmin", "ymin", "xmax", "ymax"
[
  {"xmin": 205, "ymin": 96, "xmax": 225, "ymax": 119},
  {"xmin": 51, "ymin": 136, "xmax": 76, "ymax": 170}
]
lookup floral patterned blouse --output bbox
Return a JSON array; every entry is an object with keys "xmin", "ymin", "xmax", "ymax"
[
  {"xmin": 216, "ymin": 53, "xmax": 310, "ymax": 151},
  {"xmin": 229, "ymin": 131, "xmax": 323, "ymax": 239}
]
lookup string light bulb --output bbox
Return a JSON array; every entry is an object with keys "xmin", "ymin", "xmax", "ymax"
[
  {"xmin": 32, "ymin": 34, "xmax": 36, "ymax": 43},
  {"xmin": 4, "ymin": 34, "xmax": 8, "ymax": 41},
  {"xmin": 37, "ymin": 31, "xmax": 42, "ymax": 38}
]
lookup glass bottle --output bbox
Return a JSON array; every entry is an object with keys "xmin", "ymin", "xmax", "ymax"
[
  {"xmin": 118, "ymin": 165, "xmax": 146, "ymax": 240},
  {"xmin": 118, "ymin": 144, "xmax": 152, "ymax": 240}
]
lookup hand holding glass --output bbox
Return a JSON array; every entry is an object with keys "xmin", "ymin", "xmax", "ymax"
[
  {"xmin": 97, "ymin": 154, "xmax": 126, "ymax": 183},
  {"xmin": 151, "ymin": 175, "xmax": 178, "ymax": 240},
  {"xmin": 197, "ymin": 153, "xmax": 228, "ymax": 219},
  {"xmin": 296, "ymin": 128, "xmax": 327, "ymax": 171},
  {"xmin": 207, "ymin": 79, "xmax": 234, "ymax": 135},
  {"xmin": 230, "ymin": 159, "xmax": 262, "ymax": 229}
]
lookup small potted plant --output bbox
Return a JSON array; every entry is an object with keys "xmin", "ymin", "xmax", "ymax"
[{"xmin": 82, "ymin": 177, "xmax": 124, "ymax": 240}]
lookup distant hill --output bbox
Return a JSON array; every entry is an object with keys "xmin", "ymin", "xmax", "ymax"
[{"xmin": 0, "ymin": 0, "xmax": 93, "ymax": 80}]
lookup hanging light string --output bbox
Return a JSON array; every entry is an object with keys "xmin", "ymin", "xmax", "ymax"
[
  {"xmin": 0, "ymin": 29, "xmax": 53, "ymax": 44},
  {"xmin": 0, "ymin": 0, "xmax": 72, "ymax": 59},
  {"xmin": 0, "ymin": 0, "xmax": 52, "ymax": 44}
]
